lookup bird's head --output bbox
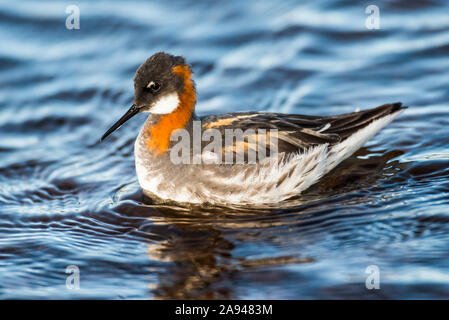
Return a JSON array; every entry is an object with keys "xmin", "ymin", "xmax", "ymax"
[{"xmin": 100, "ymin": 52, "xmax": 196, "ymax": 143}]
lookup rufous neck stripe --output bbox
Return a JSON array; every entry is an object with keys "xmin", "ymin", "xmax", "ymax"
[{"xmin": 145, "ymin": 65, "xmax": 196, "ymax": 155}]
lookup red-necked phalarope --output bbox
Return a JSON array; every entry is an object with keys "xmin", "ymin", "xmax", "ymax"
[{"xmin": 101, "ymin": 52, "xmax": 407, "ymax": 204}]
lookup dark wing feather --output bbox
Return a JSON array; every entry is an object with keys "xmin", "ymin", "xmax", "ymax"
[{"xmin": 200, "ymin": 102, "xmax": 406, "ymax": 160}]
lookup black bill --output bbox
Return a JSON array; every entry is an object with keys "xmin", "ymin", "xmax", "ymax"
[{"xmin": 100, "ymin": 104, "xmax": 139, "ymax": 142}]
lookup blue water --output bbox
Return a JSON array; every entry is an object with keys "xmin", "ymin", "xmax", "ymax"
[{"xmin": 1, "ymin": 0, "xmax": 449, "ymax": 299}]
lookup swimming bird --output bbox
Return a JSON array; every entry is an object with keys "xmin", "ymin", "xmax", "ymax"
[{"xmin": 101, "ymin": 52, "xmax": 406, "ymax": 204}]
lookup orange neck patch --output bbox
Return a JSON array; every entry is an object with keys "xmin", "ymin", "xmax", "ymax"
[{"xmin": 146, "ymin": 65, "xmax": 196, "ymax": 155}]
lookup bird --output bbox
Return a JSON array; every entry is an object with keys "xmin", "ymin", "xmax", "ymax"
[{"xmin": 100, "ymin": 52, "xmax": 407, "ymax": 205}]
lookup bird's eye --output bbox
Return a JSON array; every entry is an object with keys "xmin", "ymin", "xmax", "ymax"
[{"xmin": 146, "ymin": 81, "xmax": 161, "ymax": 93}]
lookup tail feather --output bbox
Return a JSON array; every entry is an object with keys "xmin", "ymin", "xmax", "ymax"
[
  {"xmin": 325, "ymin": 103, "xmax": 406, "ymax": 171},
  {"xmin": 324, "ymin": 102, "xmax": 407, "ymax": 140}
]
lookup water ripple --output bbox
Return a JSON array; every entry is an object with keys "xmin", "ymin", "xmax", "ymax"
[{"xmin": 0, "ymin": 0, "xmax": 448, "ymax": 299}]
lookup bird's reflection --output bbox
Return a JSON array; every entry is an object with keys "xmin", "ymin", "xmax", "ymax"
[
  {"xmin": 146, "ymin": 216, "xmax": 235, "ymax": 299},
  {"xmin": 112, "ymin": 147, "xmax": 406, "ymax": 299}
]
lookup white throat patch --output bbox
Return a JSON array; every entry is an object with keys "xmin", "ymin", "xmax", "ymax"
[{"xmin": 150, "ymin": 92, "xmax": 179, "ymax": 114}]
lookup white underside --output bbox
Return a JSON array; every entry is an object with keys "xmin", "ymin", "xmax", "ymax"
[{"xmin": 135, "ymin": 111, "xmax": 403, "ymax": 204}]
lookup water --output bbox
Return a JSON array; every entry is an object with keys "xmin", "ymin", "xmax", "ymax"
[{"xmin": 1, "ymin": 0, "xmax": 448, "ymax": 299}]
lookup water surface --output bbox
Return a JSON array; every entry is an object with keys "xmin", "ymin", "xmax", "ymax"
[{"xmin": 1, "ymin": 0, "xmax": 449, "ymax": 299}]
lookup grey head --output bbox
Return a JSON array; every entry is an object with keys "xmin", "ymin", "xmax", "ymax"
[
  {"xmin": 133, "ymin": 52, "xmax": 187, "ymax": 112},
  {"xmin": 100, "ymin": 52, "xmax": 191, "ymax": 142}
]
